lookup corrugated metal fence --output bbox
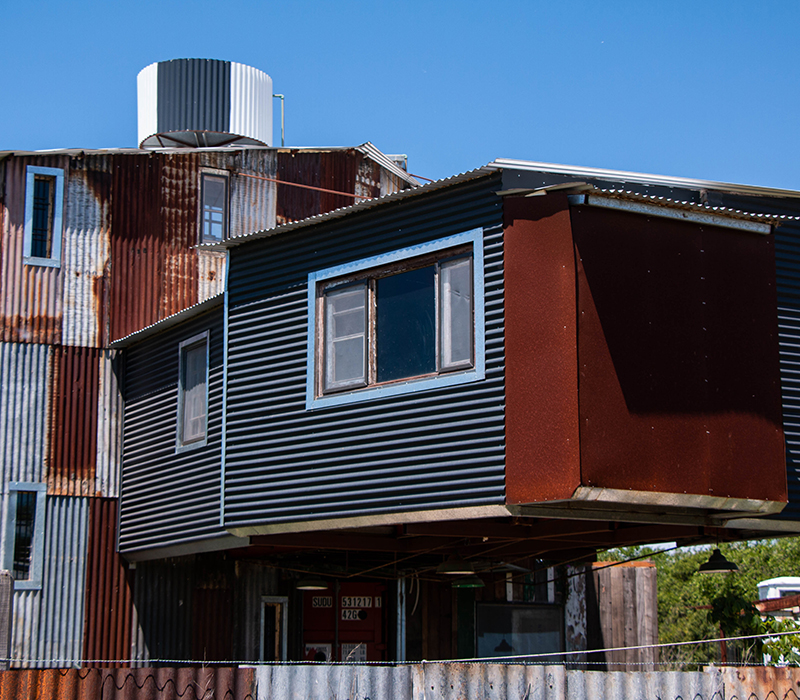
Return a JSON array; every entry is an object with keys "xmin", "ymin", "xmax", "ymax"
[{"xmin": 0, "ymin": 665, "xmax": 796, "ymax": 700}]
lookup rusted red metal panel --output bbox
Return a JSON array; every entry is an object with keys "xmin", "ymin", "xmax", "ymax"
[
  {"xmin": 191, "ymin": 589, "xmax": 233, "ymax": 662},
  {"xmin": 276, "ymin": 150, "xmax": 357, "ymax": 224},
  {"xmin": 48, "ymin": 346, "xmax": 100, "ymax": 496},
  {"xmin": 0, "ymin": 668, "xmax": 255, "ymax": 700},
  {"xmin": 83, "ymin": 499, "xmax": 134, "ymax": 668},
  {"xmin": 503, "ymin": 195, "xmax": 581, "ymax": 504},
  {"xmin": 109, "ymin": 153, "xmax": 200, "ymax": 342},
  {"xmin": 573, "ymin": 205, "xmax": 785, "ymax": 502},
  {"xmin": 0, "ymin": 155, "xmax": 68, "ymax": 345}
]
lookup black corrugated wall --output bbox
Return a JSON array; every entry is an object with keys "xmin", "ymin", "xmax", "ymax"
[
  {"xmin": 224, "ymin": 173, "xmax": 506, "ymax": 527},
  {"xmin": 119, "ymin": 305, "xmax": 226, "ymax": 551}
]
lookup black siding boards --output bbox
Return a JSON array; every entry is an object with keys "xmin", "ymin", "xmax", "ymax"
[
  {"xmin": 119, "ymin": 305, "xmax": 225, "ymax": 552},
  {"xmin": 157, "ymin": 59, "xmax": 231, "ymax": 135},
  {"xmin": 225, "ymin": 174, "xmax": 506, "ymax": 527}
]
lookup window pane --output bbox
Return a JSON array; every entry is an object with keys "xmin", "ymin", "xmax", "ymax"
[
  {"xmin": 202, "ymin": 175, "xmax": 227, "ymax": 243},
  {"xmin": 441, "ymin": 258, "xmax": 473, "ymax": 368},
  {"xmin": 182, "ymin": 343, "xmax": 207, "ymax": 443},
  {"xmin": 31, "ymin": 177, "xmax": 53, "ymax": 258},
  {"xmin": 376, "ymin": 266, "xmax": 435, "ymax": 382},
  {"xmin": 13, "ymin": 492, "xmax": 36, "ymax": 580},
  {"xmin": 325, "ymin": 286, "xmax": 366, "ymax": 390}
]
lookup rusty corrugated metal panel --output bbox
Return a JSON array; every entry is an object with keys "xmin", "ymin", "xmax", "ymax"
[
  {"xmin": 0, "ymin": 156, "xmax": 67, "ymax": 345},
  {"xmin": 83, "ymin": 498, "xmax": 134, "ymax": 668},
  {"xmin": 95, "ymin": 351, "xmax": 121, "ymax": 498},
  {"xmin": 229, "ymin": 149, "xmax": 276, "ymax": 238},
  {"xmin": 233, "ymin": 562, "xmax": 280, "ymax": 662},
  {"xmin": 0, "ymin": 342, "xmax": 51, "ymax": 484},
  {"xmin": 191, "ymin": 589, "xmax": 233, "ymax": 662},
  {"xmin": 276, "ymin": 150, "xmax": 357, "ymax": 224},
  {"xmin": 12, "ymin": 497, "xmax": 88, "ymax": 668},
  {"xmin": 109, "ymin": 153, "xmax": 199, "ymax": 342},
  {"xmin": 48, "ymin": 347, "xmax": 100, "ymax": 496},
  {"xmin": 0, "ymin": 667, "xmax": 255, "ymax": 700},
  {"xmin": 61, "ymin": 157, "xmax": 111, "ymax": 349},
  {"xmin": 197, "ymin": 252, "xmax": 226, "ymax": 303}
]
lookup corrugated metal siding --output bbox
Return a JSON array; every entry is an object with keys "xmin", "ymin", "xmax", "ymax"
[
  {"xmin": 119, "ymin": 307, "xmax": 225, "ymax": 552},
  {"xmin": 224, "ymin": 174, "xmax": 505, "ymax": 526},
  {"xmin": 276, "ymin": 151, "xmax": 358, "ymax": 224},
  {"xmin": 0, "ymin": 156, "xmax": 67, "ymax": 345},
  {"xmin": 12, "ymin": 496, "xmax": 88, "ymax": 668},
  {"xmin": 0, "ymin": 667, "xmax": 255, "ymax": 700},
  {"xmin": 0, "ymin": 343, "xmax": 51, "ymax": 484},
  {"xmin": 61, "ymin": 159, "xmax": 112, "ymax": 349},
  {"xmin": 229, "ymin": 150, "xmax": 277, "ymax": 239},
  {"xmin": 233, "ymin": 562, "xmax": 281, "ymax": 662},
  {"xmin": 83, "ymin": 498, "xmax": 134, "ymax": 667},
  {"xmin": 48, "ymin": 347, "xmax": 99, "ymax": 497},
  {"xmin": 157, "ymin": 59, "xmax": 231, "ymax": 136},
  {"xmin": 95, "ymin": 351, "xmax": 121, "ymax": 498}
]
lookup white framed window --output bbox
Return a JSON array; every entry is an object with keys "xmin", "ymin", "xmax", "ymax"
[
  {"xmin": 176, "ymin": 331, "xmax": 210, "ymax": 452},
  {"xmin": 3, "ymin": 483, "xmax": 46, "ymax": 591},
  {"xmin": 200, "ymin": 172, "xmax": 229, "ymax": 243},
  {"xmin": 23, "ymin": 166, "xmax": 64, "ymax": 267},
  {"xmin": 306, "ymin": 229, "xmax": 485, "ymax": 409}
]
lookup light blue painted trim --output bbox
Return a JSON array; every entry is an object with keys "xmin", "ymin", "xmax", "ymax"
[
  {"xmin": 305, "ymin": 228, "xmax": 486, "ymax": 410},
  {"xmin": 6, "ymin": 482, "xmax": 47, "ymax": 591},
  {"xmin": 175, "ymin": 331, "xmax": 210, "ymax": 454},
  {"xmin": 221, "ymin": 251, "xmax": 230, "ymax": 528},
  {"xmin": 23, "ymin": 166, "xmax": 64, "ymax": 268}
]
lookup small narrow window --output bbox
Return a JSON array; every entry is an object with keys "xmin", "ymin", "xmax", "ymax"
[
  {"xmin": 201, "ymin": 173, "xmax": 228, "ymax": 243},
  {"xmin": 177, "ymin": 332, "xmax": 209, "ymax": 450},
  {"xmin": 324, "ymin": 285, "xmax": 368, "ymax": 391},
  {"xmin": 23, "ymin": 166, "xmax": 64, "ymax": 267},
  {"xmin": 260, "ymin": 596, "xmax": 289, "ymax": 661},
  {"xmin": 4, "ymin": 483, "xmax": 46, "ymax": 590},
  {"xmin": 12, "ymin": 492, "xmax": 37, "ymax": 580}
]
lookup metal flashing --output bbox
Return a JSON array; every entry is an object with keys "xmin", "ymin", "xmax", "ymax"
[{"xmin": 109, "ymin": 293, "xmax": 224, "ymax": 348}]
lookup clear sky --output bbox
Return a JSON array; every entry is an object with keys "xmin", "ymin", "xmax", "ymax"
[{"xmin": 2, "ymin": 0, "xmax": 798, "ymax": 189}]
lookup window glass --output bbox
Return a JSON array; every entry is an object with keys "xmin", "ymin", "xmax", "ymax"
[
  {"xmin": 12, "ymin": 491, "xmax": 36, "ymax": 581},
  {"xmin": 182, "ymin": 342, "xmax": 207, "ymax": 443},
  {"xmin": 476, "ymin": 604, "xmax": 563, "ymax": 660},
  {"xmin": 376, "ymin": 266, "xmax": 436, "ymax": 383},
  {"xmin": 31, "ymin": 177, "xmax": 54, "ymax": 258},
  {"xmin": 440, "ymin": 258, "xmax": 473, "ymax": 369},
  {"xmin": 202, "ymin": 174, "xmax": 227, "ymax": 243},
  {"xmin": 325, "ymin": 285, "xmax": 367, "ymax": 390}
]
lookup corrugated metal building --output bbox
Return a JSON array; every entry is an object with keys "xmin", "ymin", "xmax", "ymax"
[
  {"xmin": 110, "ymin": 161, "xmax": 800, "ymax": 666},
  {"xmin": 0, "ymin": 134, "xmax": 418, "ymax": 667}
]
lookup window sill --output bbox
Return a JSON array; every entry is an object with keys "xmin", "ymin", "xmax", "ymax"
[
  {"xmin": 23, "ymin": 256, "xmax": 60, "ymax": 268},
  {"xmin": 175, "ymin": 437, "xmax": 208, "ymax": 455},
  {"xmin": 13, "ymin": 579, "xmax": 42, "ymax": 592},
  {"xmin": 307, "ymin": 366, "xmax": 484, "ymax": 410}
]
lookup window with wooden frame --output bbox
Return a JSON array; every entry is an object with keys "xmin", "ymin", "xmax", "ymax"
[
  {"xmin": 306, "ymin": 229, "xmax": 486, "ymax": 409},
  {"xmin": 176, "ymin": 331, "xmax": 210, "ymax": 451}
]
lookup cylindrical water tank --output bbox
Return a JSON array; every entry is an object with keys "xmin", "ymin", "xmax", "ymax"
[{"xmin": 137, "ymin": 59, "xmax": 273, "ymax": 148}]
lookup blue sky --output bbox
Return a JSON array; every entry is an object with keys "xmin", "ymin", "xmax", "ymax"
[{"xmin": 2, "ymin": 1, "xmax": 798, "ymax": 188}]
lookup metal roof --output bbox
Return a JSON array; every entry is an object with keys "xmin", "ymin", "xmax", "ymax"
[
  {"xmin": 0, "ymin": 142, "xmax": 419, "ymax": 186},
  {"xmin": 488, "ymin": 157, "xmax": 800, "ymax": 199},
  {"xmin": 108, "ymin": 293, "xmax": 224, "ymax": 348},
  {"xmin": 201, "ymin": 167, "xmax": 495, "ymax": 251}
]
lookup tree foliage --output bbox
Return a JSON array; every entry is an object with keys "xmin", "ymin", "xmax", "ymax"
[{"xmin": 600, "ymin": 538, "xmax": 800, "ymax": 667}]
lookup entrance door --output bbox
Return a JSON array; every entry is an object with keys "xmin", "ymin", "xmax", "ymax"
[{"xmin": 260, "ymin": 596, "xmax": 289, "ymax": 661}]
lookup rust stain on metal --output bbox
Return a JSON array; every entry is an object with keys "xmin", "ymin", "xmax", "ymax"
[
  {"xmin": 48, "ymin": 346, "xmax": 100, "ymax": 495},
  {"xmin": 0, "ymin": 667, "xmax": 255, "ymax": 700},
  {"xmin": 0, "ymin": 156, "xmax": 66, "ymax": 345},
  {"xmin": 83, "ymin": 499, "xmax": 135, "ymax": 669},
  {"xmin": 503, "ymin": 195, "xmax": 580, "ymax": 504},
  {"xmin": 573, "ymin": 205, "xmax": 785, "ymax": 501}
]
